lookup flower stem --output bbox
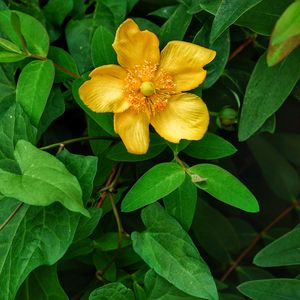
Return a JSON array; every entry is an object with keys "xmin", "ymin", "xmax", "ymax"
[{"xmin": 40, "ymin": 136, "xmax": 119, "ymax": 151}]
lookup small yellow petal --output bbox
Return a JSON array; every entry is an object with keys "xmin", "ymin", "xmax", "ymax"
[
  {"xmin": 151, "ymin": 93, "xmax": 209, "ymax": 143},
  {"xmin": 79, "ymin": 65, "xmax": 130, "ymax": 113},
  {"xmin": 113, "ymin": 19, "xmax": 160, "ymax": 69},
  {"xmin": 114, "ymin": 109, "xmax": 150, "ymax": 154},
  {"xmin": 157, "ymin": 41, "xmax": 216, "ymax": 92}
]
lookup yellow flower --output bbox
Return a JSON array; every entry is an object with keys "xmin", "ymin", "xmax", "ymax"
[{"xmin": 79, "ymin": 19, "xmax": 216, "ymax": 154}]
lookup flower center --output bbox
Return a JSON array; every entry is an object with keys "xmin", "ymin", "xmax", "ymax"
[{"xmin": 140, "ymin": 81, "xmax": 155, "ymax": 96}]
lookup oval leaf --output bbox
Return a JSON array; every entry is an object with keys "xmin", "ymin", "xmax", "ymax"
[
  {"xmin": 254, "ymin": 227, "xmax": 300, "ymax": 267},
  {"xmin": 132, "ymin": 203, "xmax": 218, "ymax": 300},
  {"xmin": 121, "ymin": 162, "xmax": 185, "ymax": 212},
  {"xmin": 189, "ymin": 164, "xmax": 259, "ymax": 212},
  {"xmin": 89, "ymin": 283, "xmax": 135, "ymax": 300},
  {"xmin": 184, "ymin": 133, "xmax": 237, "ymax": 160},
  {"xmin": 238, "ymin": 279, "xmax": 300, "ymax": 300},
  {"xmin": 16, "ymin": 60, "xmax": 55, "ymax": 127},
  {"xmin": 0, "ymin": 140, "xmax": 89, "ymax": 217}
]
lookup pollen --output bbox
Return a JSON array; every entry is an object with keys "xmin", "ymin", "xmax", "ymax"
[{"xmin": 124, "ymin": 61, "xmax": 176, "ymax": 114}]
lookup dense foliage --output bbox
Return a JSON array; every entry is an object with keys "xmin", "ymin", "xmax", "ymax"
[{"xmin": 0, "ymin": 0, "xmax": 300, "ymax": 299}]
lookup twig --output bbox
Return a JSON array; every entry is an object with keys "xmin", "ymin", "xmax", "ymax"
[
  {"xmin": 228, "ymin": 37, "xmax": 255, "ymax": 62},
  {"xmin": 0, "ymin": 203, "xmax": 24, "ymax": 232},
  {"xmin": 30, "ymin": 54, "xmax": 81, "ymax": 78},
  {"xmin": 220, "ymin": 198, "xmax": 300, "ymax": 282},
  {"xmin": 95, "ymin": 192, "xmax": 123, "ymax": 280},
  {"xmin": 40, "ymin": 136, "xmax": 118, "ymax": 151}
]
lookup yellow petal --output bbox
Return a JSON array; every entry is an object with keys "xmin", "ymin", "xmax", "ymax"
[
  {"xmin": 157, "ymin": 41, "xmax": 216, "ymax": 92},
  {"xmin": 113, "ymin": 19, "xmax": 160, "ymax": 69},
  {"xmin": 151, "ymin": 93, "xmax": 209, "ymax": 143},
  {"xmin": 114, "ymin": 109, "xmax": 150, "ymax": 154},
  {"xmin": 79, "ymin": 65, "xmax": 130, "ymax": 113}
]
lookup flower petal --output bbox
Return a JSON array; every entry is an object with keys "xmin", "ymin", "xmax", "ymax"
[
  {"xmin": 151, "ymin": 93, "xmax": 209, "ymax": 143},
  {"xmin": 114, "ymin": 109, "xmax": 150, "ymax": 154},
  {"xmin": 157, "ymin": 41, "xmax": 216, "ymax": 92},
  {"xmin": 79, "ymin": 65, "xmax": 130, "ymax": 113},
  {"xmin": 113, "ymin": 19, "xmax": 160, "ymax": 69}
]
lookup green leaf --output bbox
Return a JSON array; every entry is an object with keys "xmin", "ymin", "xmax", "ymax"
[
  {"xmin": 163, "ymin": 174, "xmax": 197, "ymax": 231},
  {"xmin": 0, "ymin": 37, "xmax": 22, "ymax": 53},
  {"xmin": 121, "ymin": 162, "xmax": 185, "ymax": 212},
  {"xmin": 0, "ymin": 198, "xmax": 80, "ymax": 300},
  {"xmin": 145, "ymin": 269, "xmax": 203, "ymax": 300},
  {"xmin": 16, "ymin": 60, "xmax": 55, "ymax": 127},
  {"xmin": 94, "ymin": 0, "xmax": 127, "ymax": 32},
  {"xmin": 106, "ymin": 134, "xmax": 166, "ymax": 162},
  {"xmin": 37, "ymin": 86, "xmax": 65, "ymax": 139},
  {"xmin": 16, "ymin": 265, "xmax": 68, "ymax": 300},
  {"xmin": 189, "ymin": 164, "xmax": 259, "ymax": 212},
  {"xmin": 0, "ymin": 140, "xmax": 89, "ymax": 217},
  {"xmin": 57, "ymin": 149, "xmax": 98, "ymax": 204},
  {"xmin": 184, "ymin": 133, "xmax": 237, "ymax": 160},
  {"xmin": 159, "ymin": 4, "xmax": 192, "ymax": 47},
  {"xmin": 132, "ymin": 203, "xmax": 218, "ymax": 299},
  {"xmin": 0, "ymin": 64, "xmax": 15, "ymax": 103},
  {"xmin": 210, "ymin": 0, "xmax": 262, "ymax": 43},
  {"xmin": 93, "ymin": 232, "xmax": 132, "ymax": 251},
  {"xmin": 149, "ymin": 5, "xmax": 177, "ymax": 19},
  {"xmin": 247, "ymin": 135, "xmax": 300, "ymax": 201},
  {"xmin": 89, "ymin": 282, "xmax": 135, "ymax": 300},
  {"xmin": 65, "ymin": 19, "xmax": 94, "ymax": 74},
  {"xmin": 0, "ymin": 10, "xmax": 49, "ymax": 56},
  {"xmin": 91, "ymin": 25, "xmax": 117, "ymax": 67},
  {"xmin": 0, "ymin": 51, "xmax": 26, "ymax": 62},
  {"xmin": 43, "ymin": 0, "xmax": 73, "ymax": 26},
  {"xmin": 72, "ymin": 75, "xmax": 116, "ymax": 136},
  {"xmin": 254, "ymin": 227, "xmax": 300, "ymax": 267},
  {"xmin": 0, "ymin": 101, "xmax": 37, "ymax": 159},
  {"xmin": 238, "ymin": 279, "xmax": 300, "ymax": 300},
  {"xmin": 48, "ymin": 46, "xmax": 79, "ymax": 82},
  {"xmin": 193, "ymin": 201, "xmax": 240, "ymax": 263},
  {"xmin": 193, "ymin": 25, "xmax": 230, "ymax": 89},
  {"xmin": 267, "ymin": 1, "xmax": 300, "ymax": 66},
  {"xmin": 238, "ymin": 49, "xmax": 300, "ymax": 141}
]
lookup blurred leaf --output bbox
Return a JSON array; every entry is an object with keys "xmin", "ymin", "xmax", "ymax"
[
  {"xmin": 210, "ymin": 0, "xmax": 262, "ymax": 43},
  {"xmin": 0, "ymin": 64, "xmax": 15, "ymax": 103},
  {"xmin": 189, "ymin": 164, "xmax": 259, "ymax": 212},
  {"xmin": 149, "ymin": 5, "xmax": 177, "ymax": 19},
  {"xmin": 159, "ymin": 4, "xmax": 192, "ymax": 47},
  {"xmin": 0, "ymin": 198, "xmax": 80, "ymax": 300},
  {"xmin": 37, "ymin": 86, "xmax": 65, "ymax": 139},
  {"xmin": 106, "ymin": 134, "xmax": 166, "ymax": 162},
  {"xmin": 72, "ymin": 75, "xmax": 116, "ymax": 136},
  {"xmin": 193, "ymin": 25, "xmax": 230, "ymax": 89},
  {"xmin": 248, "ymin": 135, "xmax": 300, "ymax": 201},
  {"xmin": 0, "ymin": 51, "xmax": 26, "ymax": 62},
  {"xmin": 144, "ymin": 269, "xmax": 203, "ymax": 299},
  {"xmin": 267, "ymin": 1, "xmax": 300, "ymax": 66},
  {"xmin": 16, "ymin": 265, "xmax": 68, "ymax": 300},
  {"xmin": 132, "ymin": 203, "xmax": 218, "ymax": 299},
  {"xmin": 93, "ymin": 232, "xmax": 132, "ymax": 251},
  {"xmin": 0, "ymin": 140, "xmax": 89, "ymax": 217},
  {"xmin": 16, "ymin": 60, "xmax": 55, "ymax": 127},
  {"xmin": 48, "ymin": 46, "xmax": 79, "ymax": 82},
  {"xmin": 237, "ymin": 266, "xmax": 274, "ymax": 283},
  {"xmin": 43, "ymin": 0, "xmax": 73, "ymax": 26},
  {"xmin": 238, "ymin": 279, "xmax": 300, "ymax": 299},
  {"xmin": 254, "ymin": 227, "xmax": 300, "ymax": 267},
  {"xmin": 91, "ymin": 26, "xmax": 117, "ymax": 67},
  {"xmin": 193, "ymin": 201, "xmax": 240, "ymax": 263},
  {"xmin": 258, "ymin": 114, "xmax": 276, "ymax": 134},
  {"xmin": 164, "ymin": 174, "xmax": 197, "ymax": 231},
  {"xmin": 94, "ymin": 0, "xmax": 127, "ymax": 32},
  {"xmin": 0, "ymin": 37, "xmax": 22, "ymax": 53},
  {"xmin": 238, "ymin": 49, "xmax": 300, "ymax": 141},
  {"xmin": 184, "ymin": 133, "xmax": 237, "ymax": 160},
  {"xmin": 89, "ymin": 282, "xmax": 135, "ymax": 300},
  {"xmin": 0, "ymin": 101, "xmax": 37, "ymax": 159},
  {"xmin": 133, "ymin": 17, "xmax": 161, "ymax": 35},
  {"xmin": 65, "ymin": 19, "xmax": 94, "ymax": 73},
  {"xmin": 93, "ymin": 250, "xmax": 117, "ymax": 282},
  {"xmin": 121, "ymin": 162, "xmax": 185, "ymax": 212},
  {"xmin": 0, "ymin": 10, "xmax": 49, "ymax": 56}
]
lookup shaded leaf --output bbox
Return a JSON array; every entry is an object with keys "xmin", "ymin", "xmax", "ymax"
[{"xmin": 89, "ymin": 282, "xmax": 135, "ymax": 300}]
